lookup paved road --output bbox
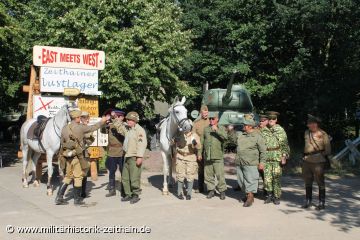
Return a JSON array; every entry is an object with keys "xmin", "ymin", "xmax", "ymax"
[{"xmin": 0, "ymin": 160, "xmax": 359, "ymax": 240}]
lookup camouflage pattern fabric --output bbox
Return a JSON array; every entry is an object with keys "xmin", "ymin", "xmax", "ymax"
[{"xmin": 264, "ymin": 161, "xmax": 282, "ymax": 198}]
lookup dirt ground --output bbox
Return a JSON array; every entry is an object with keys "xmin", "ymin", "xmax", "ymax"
[{"xmin": 1, "ymin": 142, "xmax": 360, "ymax": 240}]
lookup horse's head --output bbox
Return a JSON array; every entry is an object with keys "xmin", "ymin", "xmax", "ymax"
[
  {"xmin": 169, "ymin": 96, "xmax": 192, "ymax": 132},
  {"xmin": 58, "ymin": 104, "xmax": 71, "ymax": 123}
]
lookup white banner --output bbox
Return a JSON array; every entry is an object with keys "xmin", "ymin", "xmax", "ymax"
[
  {"xmin": 40, "ymin": 67, "xmax": 100, "ymax": 95},
  {"xmin": 33, "ymin": 95, "xmax": 67, "ymax": 118},
  {"xmin": 33, "ymin": 46, "xmax": 105, "ymax": 70}
]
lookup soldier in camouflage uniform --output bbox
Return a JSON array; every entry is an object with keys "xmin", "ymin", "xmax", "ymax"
[
  {"xmin": 262, "ymin": 111, "xmax": 290, "ymax": 205},
  {"xmin": 174, "ymin": 125, "xmax": 201, "ymax": 200},
  {"xmin": 192, "ymin": 105, "xmax": 209, "ymax": 193}
]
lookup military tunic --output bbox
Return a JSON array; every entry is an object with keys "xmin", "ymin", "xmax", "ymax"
[
  {"xmin": 115, "ymin": 123, "xmax": 147, "ymax": 197},
  {"xmin": 236, "ymin": 131, "xmax": 266, "ymax": 193},
  {"xmin": 261, "ymin": 124, "xmax": 290, "ymax": 198},
  {"xmin": 199, "ymin": 125, "xmax": 227, "ymax": 192},
  {"xmin": 61, "ymin": 121, "xmax": 104, "ymax": 187},
  {"xmin": 175, "ymin": 132, "xmax": 201, "ymax": 182},
  {"xmin": 302, "ymin": 129, "xmax": 331, "ymax": 190}
]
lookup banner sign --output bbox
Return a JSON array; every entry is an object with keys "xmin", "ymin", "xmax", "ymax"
[
  {"xmin": 33, "ymin": 95, "xmax": 67, "ymax": 118},
  {"xmin": 40, "ymin": 67, "xmax": 100, "ymax": 95},
  {"xmin": 33, "ymin": 46, "xmax": 105, "ymax": 70}
]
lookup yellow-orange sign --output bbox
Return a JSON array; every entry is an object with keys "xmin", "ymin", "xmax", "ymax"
[
  {"xmin": 78, "ymin": 97, "xmax": 99, "ymax": 117},
  {"xmin": 88, "ymin": 147, "xmax": 101, "ymax": 159}
]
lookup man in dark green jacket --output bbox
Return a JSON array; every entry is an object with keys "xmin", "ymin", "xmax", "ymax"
[
  {"xmin": 198, "ymin": 112, "xmax": 227, "ymax": 200},
  {"xmin": 236, "ymin": 115, "xmax": 266, "ymax": 207}
]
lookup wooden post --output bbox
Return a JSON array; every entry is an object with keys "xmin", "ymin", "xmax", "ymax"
[
  {"xmin": 25, "ymin": 65, "xmax": 36, "ymax": 120},
  {"xmin": 90, "ymin": 159, "xmax": 98, "ymax": 181}
]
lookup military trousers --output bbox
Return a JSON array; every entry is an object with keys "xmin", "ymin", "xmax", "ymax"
[
  {"xmin": 63, "ymin": 157, "xmax": 86, "ymax": 187},
  {"xmin": 204, "ymin": 159, "xmax": 227, "ymax": 192},
  {"xmin": 122, "ymin": 157, "xmax": 142, "ymax": 197},
  {"xmin": 302, "ymin": 161, "xmax": 325, "ymax": 190},
  {"xmin": 237, "ymin": 165, "xmax": 259, "ymax": 193},
  {"xmin": 176, "ymin": 158, "xmax": 198, "ymax": 182},
  {"xmin": 106, "ymin": 156, "xmax": 124, "ymax": 184},
  {"xmin": 264, "ymin": 161, "xmax": 282, "ymax": 198}
]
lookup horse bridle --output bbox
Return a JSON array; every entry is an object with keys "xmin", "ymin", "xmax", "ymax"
[{"xmin": 171, "ymin": 104, "xmax": 190, "ymax": 132}]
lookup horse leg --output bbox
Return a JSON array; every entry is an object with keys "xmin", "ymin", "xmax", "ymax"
[
  {"xmin": 46, "ymin": 153, "xmax": 54, "ymax": 196},
  {"xmin": 31, "ymin": 152, "xmax": 41, "ymax": 187},
  {"xmin": 168, "ymin": 156, "xmax": 174, "ymax": 188},
  {"xmin": 161, "ymin": 151, "xmax": 169, "ymax": 195},
  {"xmin": 22, "ymin": 146, "xmax": 30, "ymax": 188}
]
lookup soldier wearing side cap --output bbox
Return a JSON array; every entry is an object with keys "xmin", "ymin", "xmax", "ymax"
[
  {"xmin": 114, "ymin": 111, "xmax": 147, "ymax": 204},
  {"xmin": 302, "ymin": 114, "xmax": 331, "ymax": 211},
  {"xmin": 192, "ymin": 105, "xmax": 210, "ymax": 193},
  {"xmin": 198, "ymin": 111, "xmax": 227, "ymax": 200},
  {"xmin": 263, "ymin": 111, "xmax": 290, "ymax": 205},
  {"xmin": 55, "ymin": 110, "xmax": 108, "ymax": 206}
]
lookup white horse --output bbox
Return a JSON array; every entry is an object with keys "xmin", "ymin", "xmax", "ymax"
[
  {"xmin": 20, "ymin": 104, "xmax": 71, "ymax": 195},
  {"xmin": 158, "ymin": 97, "xmax": 192, "ymax": 195}
]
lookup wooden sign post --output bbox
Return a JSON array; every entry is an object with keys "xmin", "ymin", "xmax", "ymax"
[{"xmin": 19, "ymin": 46, "xmax": 107, "ymax": 182}]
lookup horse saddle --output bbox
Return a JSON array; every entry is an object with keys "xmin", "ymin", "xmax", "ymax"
[{"xmin": 27, "ymin": 115, "xmax": 50, "ymax": 140}]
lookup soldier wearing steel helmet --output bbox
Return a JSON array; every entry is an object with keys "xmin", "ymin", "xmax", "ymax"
[{"xmin": 114, "ymin": 111, "xmax": 147, "ymax": 204}]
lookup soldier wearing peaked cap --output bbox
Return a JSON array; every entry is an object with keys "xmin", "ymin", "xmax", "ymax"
[
  {"xmin": 101, "ymin": 109, "xmax": 126, "ymax": 198},
  {"xmin": 302, "ymin": 114, "xmax": 331, "ymax": 210},
  {"xmin": 114, "ymin": 111, "xmax": 147, "ymax": 204},
  {"xmin": 262, "ymin": 111, "xmax": 290, "ymax": 205},
  {"xmin": 55, "ymin": 110, "xmax": 109, "ymax": 206},
  {"xmin": 192, "ymin": 105, "xmax": 210, "ymax": 193}
]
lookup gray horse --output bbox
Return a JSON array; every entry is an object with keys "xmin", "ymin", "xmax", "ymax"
[{"xmin": 20, "ymin": 104, "xmax": 72, "ymax": 195}]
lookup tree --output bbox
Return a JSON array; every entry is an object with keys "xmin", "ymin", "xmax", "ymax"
[{"xmin": 15, "ymin": 0, "xmax": 195, "ymax": 117}]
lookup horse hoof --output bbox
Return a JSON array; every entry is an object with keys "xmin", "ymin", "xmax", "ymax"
[
  {"xmin": 162, "ymin": 190, "xmax": 169, "ymax": 195},
  {"xmin": 23, "ymin": 184, "xmax": 29, "ymax": 188},
  {"xmin": 33, "ymin": 181, "xmax": 40, "ymax": 187},
  {"xmin": 47, "ymin": 190, "xmax": 53, "ymax": 196}
]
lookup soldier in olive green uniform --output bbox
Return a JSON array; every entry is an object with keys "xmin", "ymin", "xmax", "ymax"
[
  {"xmin": 79, "ymin": 111, "xmax": 95, "ymax": 198},
  {"xmin": 198, "ymin": 112, "xmax": 227, "ymax": 200},
  {"xmin": 101, "ymin": 109, "xmax": 126, "ymax": 198},
  {"xmin": 263, "ymin": 111, "xmax": 290, "ymax": 205},
  {"xmin": 175, "ymin": 127, "xmax": 201, "ymax": 200},
  {"xmin": 192, "ymin": 105, "xmax": 210, "ymax": 193},
  {"xmin": 115, "ymin": 112, "xmax": 147, "ymax": 204},
  {"xmin": 55, "ymin": 110, "xmax": 107, "ymax": 205},
  {"xmin": 235, "ymin": 115, "xmax": 266, "ymax": 207},
  {"xmin": 302, "ymin": 114, "xmax": 331, "ymax": 210}
]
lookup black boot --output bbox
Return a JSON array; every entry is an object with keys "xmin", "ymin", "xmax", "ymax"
[
  {"xmin": 74, "ymin": 187, "xmax": 85, "ymax": 206},
  {"xmin": 106, "ymin": 179, "xmax": 116, "ymax": 197},
  {"xmin": 316, "ymin": 189, "xmax": 325, "ymax": 211},
  {"xmin": 55, "ymin": 183, "xmax": 69, "ymax": 205},
  {"xmin": 130, "ymin": 194, "xmax": 140, "ymax": 204},
  {"xmin": 264, "ymin": 192, "xmax": 273, "ymax": 204},
  {"xmin": 120, "ymin": 182, "xmax": 126, "ymax": 198},
  {"xmin": 81, "ymin": 177, "xmax": 87, "ymax": 198},
  {"xmin": 206, "ymin": 190, "xmax": 215, "ymax": 199},
  {"xmin": 220, "ymin": 191, "xmax": 226, "ymax": 200},
  {"xmin": 302, "ymin": 186, "xmax": 313, "ymax": 209}
]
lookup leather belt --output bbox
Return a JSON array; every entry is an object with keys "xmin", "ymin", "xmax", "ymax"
[
  {"xmin": 304, "ymin": 150, "xmax": 324, "ymax": 156},
  {"xmin": 177, "ymin": 151, "xmax": 194, "ymax": 156},
  {"xmin": 267, "ymin": 147, "xmax": 280, "ymax": 151}
]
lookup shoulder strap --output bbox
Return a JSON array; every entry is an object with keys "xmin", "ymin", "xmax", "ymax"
[{"xmin": 309, "ymin": 131, "xmax": 321, "ymax": 151}]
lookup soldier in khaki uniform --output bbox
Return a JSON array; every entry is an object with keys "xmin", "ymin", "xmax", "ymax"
[
  {"xmin": 55, "ymin": 110, "xmax": 108, "ymax": 206},
  {"xmin": 115, "ymin": 112, "xmax": 147, "ymax": 204},
  {"xmin": 198, "ymin": 112, "xmax": 227, "ymax": 200},
  {"xmin": 101, "ymin": 109, "xmax": 126, "ymax": 198},
  {"xmin": 192, "ymin": 105, "xmax": 209, "ymax": 193},
  {"xmin": 79, "ymin": 111, "xmax": 95, "ymax": 198},
  {"xmin": 175, "ymin": 126, "xmax": 201, "ymax": 200},
  {"xmin": 302, "ymin": 114, "xmax": 331, "ymax": 210}
]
